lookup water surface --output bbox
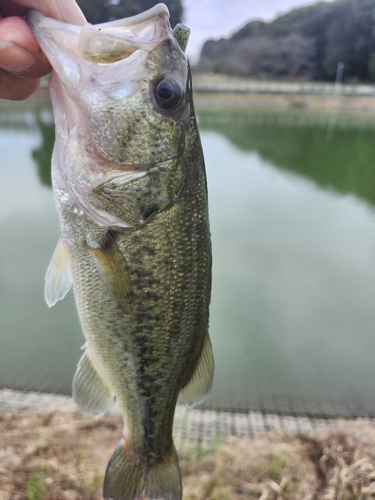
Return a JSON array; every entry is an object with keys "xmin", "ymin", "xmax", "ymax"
[{"xmin": 2, "ymin": 101, "xmax": 375, "ymax": 415}]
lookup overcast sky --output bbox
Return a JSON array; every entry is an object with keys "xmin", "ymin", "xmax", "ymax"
[{"xmin": 184, "ymin": 0, "xmax": 334, "ymax": 63}]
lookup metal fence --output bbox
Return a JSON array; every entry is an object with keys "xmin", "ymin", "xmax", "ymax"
[{"xmin": 0, "ymin": 388, "xmax": 343, "ymax": 450}]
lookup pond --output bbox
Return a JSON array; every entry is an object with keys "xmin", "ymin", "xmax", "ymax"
[{"xmin": 2, "ymin": 99, "xmax": 375, "ymax": 417}]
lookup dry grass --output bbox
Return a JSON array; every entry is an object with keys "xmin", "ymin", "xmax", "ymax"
[
  {"xmin": 0, "ymin": 409, "xmax": 119, "ymax": 500},
  {"xmin": 1, "ymin": 408, "xmax": 375, "ymax": 499}
]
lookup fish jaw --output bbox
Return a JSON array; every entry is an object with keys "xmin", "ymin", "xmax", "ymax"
[
  {"xmin": 27, "ymin": 5, "xmax": 171, "ymax": 96},
  {"xmin": 26, "ymin": 4, "xmax": 185, "ymax": 154},
  {"xmin": 28, "ymin": 6, "xmax": 189, "ymax": 229}
]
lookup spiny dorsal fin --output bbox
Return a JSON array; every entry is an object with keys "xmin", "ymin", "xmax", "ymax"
[
  {"xmin": 44, "ymin": 237, "xmax": 72, "ymax": 308},
  {"xmin": 173, "ymin": 24, "xmax": 190, "ymax": 52},
  {"xmin": 86, "ymin": 231, "xmax": 133, "ymax": 314},
  {"xmin": 73, "ymin": 349, "xmax": 114, "ymax": 417},
  {"xmin": 181, "ymin": 334, "xmax": 214, "ymax": 407}
]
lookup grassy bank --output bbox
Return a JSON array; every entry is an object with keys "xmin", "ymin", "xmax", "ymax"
[{"xmin": 1, "ymin": 407, "xmax": 375, "ymax": 499}]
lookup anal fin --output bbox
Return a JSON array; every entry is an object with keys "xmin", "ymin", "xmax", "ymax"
[
  {"xmin": 86, "ymin": 231, "xmax": 133, "ymax": 314},
  {"xmin": 181, "ymin": 334, "xmax": 214, "ymax": 408},
  {"xmin": 73, "ymin": 350, "xmax": 114, "ymax": 417},
  {"xmin": 44, "ymin": 237, "xmax": 72, "ymax": 307}
]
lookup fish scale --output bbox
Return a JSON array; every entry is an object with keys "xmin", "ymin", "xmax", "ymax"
[
  {"xmin": 29, "ymin": 4, "xmax": 213, "ymax": 500},
  {"xmin": 64, "ymin": 161, "xmax": 209, "ymax": 447}
]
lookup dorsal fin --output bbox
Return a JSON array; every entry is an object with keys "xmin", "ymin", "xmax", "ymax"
[{"xmin": 173, "ymin": 24, "xmax": 190, "ymax": 52}]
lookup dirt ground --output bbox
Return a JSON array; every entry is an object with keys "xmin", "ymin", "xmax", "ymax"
[{"xmin": 1, "ymin": 408, "xmax": 375, "ymax": 500}]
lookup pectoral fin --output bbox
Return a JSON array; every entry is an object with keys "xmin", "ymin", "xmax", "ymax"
[
  {"xmin": 73, "ymin": 349, "xmax": 114, "ymax": 417},
  {"xmin": 44, "ymin": 237, "xmax": 72, "ymax": 307},
  {"xmin": 181, "ymin": 335, "xmax": 214, "ymax": 407},
  {"xmin": 86, "ymin": 231, "xmax": 133, "ymax": 314}
]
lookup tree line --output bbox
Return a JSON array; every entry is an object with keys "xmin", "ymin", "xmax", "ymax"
[{"xmin": 197, "ymin": 0, "xmax": 375, "ymax": 82}]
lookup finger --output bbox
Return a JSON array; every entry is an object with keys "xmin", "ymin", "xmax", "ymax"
[
  {"xmin": 0, "ymin": 41, "xmax": 35, "ymax": 72},
  {"xmin": 0, "ymin": 42, "xmax": 51, "ymax": 78},
  {"xmin": 0, "ymin": 67, "xmax": 40, "ymax": 99},
  {"xmin": 13, "ymin": 0, "xmax": 86, "ymax": 24},
  {"xmin": 0, "ymin": 16, "xmax": 51, "ymax": 77}
]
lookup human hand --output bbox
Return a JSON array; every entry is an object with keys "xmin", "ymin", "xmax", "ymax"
[{"xmin": 0, "ymin": 0, "xmax": 85, "ymax": 100}]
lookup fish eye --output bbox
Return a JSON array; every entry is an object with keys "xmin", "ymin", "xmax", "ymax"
[{"xmin": 153, "ymin": 75, "xmax": 183, "ymax": 110}]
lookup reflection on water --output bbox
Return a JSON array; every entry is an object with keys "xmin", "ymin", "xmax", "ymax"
[
  {"xmin": 199, "ymin": 110, "xmax": 375, "ymax": 207},
  {"xmin": 0, "ymin": 102, "xmax": 81, "ymax": 395},
  {"xmin": 32, "ymin": 114, "xmax": 54, "ymax": 187},
  {"xmin": 2, "ymin": 101, "xmax": 375, "ymax": 415}
]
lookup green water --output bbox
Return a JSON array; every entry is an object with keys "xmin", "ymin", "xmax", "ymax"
[{"xmin": 2, "ymin": 101, "xmax": 375, "ymax": 415}]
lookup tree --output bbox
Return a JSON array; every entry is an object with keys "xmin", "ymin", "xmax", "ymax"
[
  {"xmin": 198, "ymin": 35, "xmax": 316, "ymax": 79},
  {"xmin": 198, "ymin": 0, "xmax": 375, "ymax": 82},
  {"xmin": 76, "ymin": 0, "xmax": 183, "ymax": 28}
]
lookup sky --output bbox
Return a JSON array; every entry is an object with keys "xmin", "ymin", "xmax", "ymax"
[{"xmin": 184, "ymin": 0, "xmax": 335, "ymax": 63}]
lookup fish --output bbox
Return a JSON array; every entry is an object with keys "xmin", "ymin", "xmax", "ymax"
[{"xmin": 27, "ymin": 4, "xmax": 213, "ymax": 500}]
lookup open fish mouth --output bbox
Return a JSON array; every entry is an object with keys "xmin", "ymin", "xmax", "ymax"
[
  {"xmin": 27, "ymin": 3, "xmax": 171, "ymax": 59},
  {"xmin": 27, "ymin": 4, "xmax": 173, "ymax": 101},
  {"xmin": 27, "ymin": 5, "xmax": 188, "ymax": 167},
  {"xmin": 78, "ymin": 4, "xmax": 171, "ymax": 64},
  {"xmin": 85, "ymin": 147, "xmax": 180, "ymax": 175}
]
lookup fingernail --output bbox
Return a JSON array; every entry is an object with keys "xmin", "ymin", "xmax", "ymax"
[
  {"xmin": 0, "ymin": 42, "xmax": 15, "ymax": 51},
  {"xmin": 0, "ymin": 43, "xmax": 36, "ymax": 72}
]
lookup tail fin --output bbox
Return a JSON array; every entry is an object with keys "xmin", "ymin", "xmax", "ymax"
[
  {"xmin": 144, "ymin": 444, "xmax": 182, "ymax": 500},
  {"xmin": 103, "ymin": 441, "xmax": 146, "ymax": 500},
  {"xmin": 103, "ymin": 441, "xmax": 182, "ymax": 500}
]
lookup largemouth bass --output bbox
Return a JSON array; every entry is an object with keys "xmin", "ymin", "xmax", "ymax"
[{"xmin": 28, "ymin": 4, "xmax": 213, "ymax": 500}]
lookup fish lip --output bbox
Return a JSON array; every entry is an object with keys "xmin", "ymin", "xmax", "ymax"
[
  {"xmin": 127, "ymin": 155, "xmax": 179, "ymax": 171},
  {"xmin": 107, "ymin": 155, "xmax": 179, "ymax": 171},
  {"xmin": 27, "ymin": 3, "xmax": 171, "ymax": 49},
  {"xmin": 90, "ymin": 155, "xmax": 178, "ymax": 189},
  {"xmin": 27, "ymin": 4, "xmax": 173, "ymax": 86},
  {"xmin": 94, "ymin": 3, "xmax": 170, "ymax": 30},
  {"xmin": 88, "ymin": 156, "xmax": 178, "ymax": 175},
  {"xmin": 27, "ymin": 3, "xmax": 169, "ymax": 29},
  {"xmin": 84, "ymin": 139, "xmax": 178, "ymax": 174}
]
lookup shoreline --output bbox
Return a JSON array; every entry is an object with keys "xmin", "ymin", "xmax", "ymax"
[{"xmin": 21, "ymin": 74, "xmax": 375, "ymax": 112}]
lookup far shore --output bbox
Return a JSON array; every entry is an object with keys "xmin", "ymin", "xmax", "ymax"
[
  {"xmin": 20, "ymin": 73, "xmax": 375, "ymax": 113},
  {"xmin": 192, "ymin": 73, "xmax": 375, "ymax": 112}
]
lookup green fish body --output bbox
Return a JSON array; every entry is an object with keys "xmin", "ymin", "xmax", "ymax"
[{"xmin": 28, "ymin": 5, "xmax": 213, "ymax": 500}]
